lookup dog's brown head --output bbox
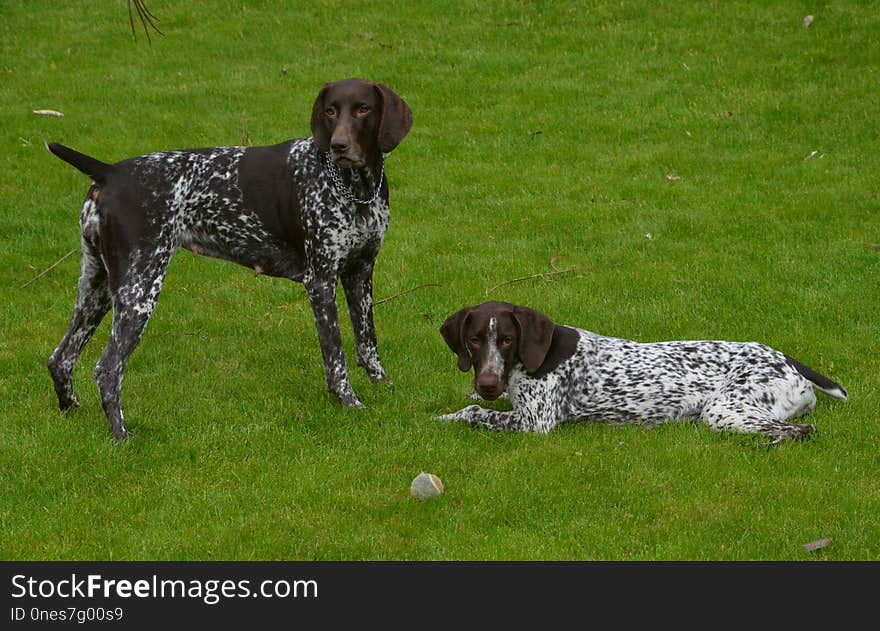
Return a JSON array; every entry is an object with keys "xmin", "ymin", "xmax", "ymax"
[
  {"xmin": 310, "ymin": 78, "xmax": 413, "ymax": 168},
  {"xmin": 440, "ymin": 302, "xmax": 557, "ymax": 400}
]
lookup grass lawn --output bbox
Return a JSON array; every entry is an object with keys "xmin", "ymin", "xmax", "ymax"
[{"xmin": 1, "ymin": 1, "xmax": 877, "ymax": 560}]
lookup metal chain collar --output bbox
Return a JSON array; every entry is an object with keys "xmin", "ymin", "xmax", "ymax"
[{"xmin": 322, "ymin": 151, "xmax": 385, "ymax": 205}]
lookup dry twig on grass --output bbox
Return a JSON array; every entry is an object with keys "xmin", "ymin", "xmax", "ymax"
[
  {"xmin": 376, "ymin": 283, "xmax": 441, "ymax": 305},
  {"xmin": 20, "ymin": 250, "xmax": 76, "ymax": 289},
  {"xmin": 484, "ymin": 262, "xmax": 623, "ymax": 297}
]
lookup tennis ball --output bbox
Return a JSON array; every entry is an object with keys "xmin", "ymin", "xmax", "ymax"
[{"xmin": 410, "ymin": 472, "xmax": 444, "ymax": 500}]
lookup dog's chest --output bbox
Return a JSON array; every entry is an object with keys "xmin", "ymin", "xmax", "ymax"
[
  {"xmin": 315, "ymin": 197, "xmax": 389, "ymax": 258},
  {"xmin": 301, "ymin": 184, "xmax": 389, "ymax": 265}
]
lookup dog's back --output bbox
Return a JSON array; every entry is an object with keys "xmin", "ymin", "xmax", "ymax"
[{"xmin": 547, "ymin": 333, "xmax": 821, "ymax": 424}]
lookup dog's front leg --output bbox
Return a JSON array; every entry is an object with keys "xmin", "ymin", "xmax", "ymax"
[
  {"xmin": 341, "ymin": 260, "xmax": 389, "ymax": 384},
  {"xmin": 437, "ymin": 405, "xmax": 557, "ymax": 434},
  {"xmin": 304, "ymin": 273, "xmax": 361, "ymax": 407}
]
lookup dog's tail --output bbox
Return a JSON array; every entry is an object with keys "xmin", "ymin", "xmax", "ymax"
[
  {"xmin": 784, "ymin": 354, "xmax": 848, "ymax": 401},
  {"xmin": 45, "ymin": 142, "xmax": 113, "ymax": 185}
]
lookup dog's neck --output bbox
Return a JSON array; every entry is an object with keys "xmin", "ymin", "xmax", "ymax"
[
  {"xmin": 341, "ymin": 160, "xmax": 382, "ymax": 193},
  {"xmin": 323, "ymin": 152, "xmax": 385, "ymax": 205}
]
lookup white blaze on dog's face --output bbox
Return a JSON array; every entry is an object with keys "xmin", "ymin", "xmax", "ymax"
[
  {"xmin": 466, "ymin": 313, "xmax": 518, "ymax": 400},
  {"xmin": 484, "ymin": 317, "xmax": 504, "ymax": 378}
]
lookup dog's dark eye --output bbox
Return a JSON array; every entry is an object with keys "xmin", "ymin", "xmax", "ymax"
[
  {"xmin": 324, "ymin": 107, "xmax": 336, "ymax": 118},
  {"xmin": 356, "ymin": 105, "xmax": 371, "ymax": 116},
  {"xmin": 500, "ymin": 337, "xmax": 513, "ymax": 348},
  {"xmin": 468, "ymin": 337, "xmax": 481, "ymax": 348}
]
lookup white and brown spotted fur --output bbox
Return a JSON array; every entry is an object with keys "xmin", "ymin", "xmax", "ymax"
[
  {"xmin": 46, "ymin": 78, "xmax": 412, "ymax": 441},
  {"xmin": 439, "ymin": 302, "xmax": 847, "ymax": 444}
]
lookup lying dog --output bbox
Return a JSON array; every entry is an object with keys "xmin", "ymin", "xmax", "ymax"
[
  {"xmin": 439, "ymin": 302, "xmax": 847, "ymax": 443},
  {"xmin": 46, "ymin": 78, "xmax": 412, "ymax": 441}
]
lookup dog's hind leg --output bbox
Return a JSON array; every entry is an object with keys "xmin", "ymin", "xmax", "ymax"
[
  {"xmin": 702, "ymin": 398, "xmax": 815, "ymax": 445},
  {"xmin": 47, "ymin": 237, "xmax": 112, "ymax": 411},
  {"xmin": 94, "ymin": 250, "xmax": 172, "ymax": 442}
]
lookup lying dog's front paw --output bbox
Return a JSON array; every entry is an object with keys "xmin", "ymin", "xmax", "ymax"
[
  {"xmin": 436, "ymin": 405, "xmax": 480, "ymax": 422},
  {"xmin": 436, "ymin": 409, "xmax": 466, "ymax": 422}
]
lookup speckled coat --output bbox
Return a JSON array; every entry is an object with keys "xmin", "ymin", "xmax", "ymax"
[
  {"xmin": 46, "ymin": 79, "xmax": 412, "ymax": 441},
  {"xmin": 440, "ymin": 304, "xmax": 847, "ymax": 443}
]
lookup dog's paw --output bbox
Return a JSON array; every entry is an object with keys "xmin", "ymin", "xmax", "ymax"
[
  {"xmin": 436, "ymin": 405, "xmax": 482, "ymax": 423},
  {"xmin": 359, "ymin": 359, "xmax": 388, "ymax": 383},
  {"xmin": 376, "ymin": 377, "xmax": 395, "ymax": 391},
  {"xmin": 334, "ymin": 387, "xmax": 363, "ymax": 408},
  {"xmin": 436, "ymin": 411, "xmax": 465, "ymax": 422},
  {"xmin": 759, "ymin": 423, "xmax": 815, "ymax": 448},
  {"xmin": 111, "ymin": 426, "xmax": 133, "ymax": 444},
  {"xmin": 59, "ymin": 397, "xmax": 81, "ymax": 412}
]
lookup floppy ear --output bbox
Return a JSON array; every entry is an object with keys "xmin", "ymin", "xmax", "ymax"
[
  {"xmin": 440, "ymin": 308, "xmax": 473, "ymax": 372},
  {"xmin": 512, "ymin": 306, "xmax": 555, "ymax": 374},
  {"xmin": 374, "ymin": 83, "xmax": 413, "ymax": 153},
  {"xmin": 310, "ymin": 83, "xmax": 332, "ymax": 152}
]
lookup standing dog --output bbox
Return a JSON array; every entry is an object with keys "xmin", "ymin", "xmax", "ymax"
[
  {"xmin": 46, "ymin": 78, "xmax": 412, "ymax": 441},
  {"xmin": 439, "ymin": 302, "xmax": 847, "ymax": 444}
]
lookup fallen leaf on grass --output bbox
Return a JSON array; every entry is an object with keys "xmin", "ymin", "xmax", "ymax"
[
  {"xmin": 865, "ymin": 243, "xmax": 880, "ymax": 251},
  {"xmin": 803, "ymin": 15, "xmax": 814, "ymax": 28},
  {"xmin": 803, "ymin": 537, "xmax": 832, "ymax": 552},
  {"xmin": 32, "ymin": 109, "xmax": 64, "ymax": 117}
]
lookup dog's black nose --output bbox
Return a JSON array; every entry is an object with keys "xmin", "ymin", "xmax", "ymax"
[{"xmin": 330, "ymin": 139, "xmax": 349, "ymax": 152}]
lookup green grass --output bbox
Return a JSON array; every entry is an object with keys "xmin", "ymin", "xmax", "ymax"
[{"xmin": 1, "ymin": 1, "xmax": 878, "ymax": 560}]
